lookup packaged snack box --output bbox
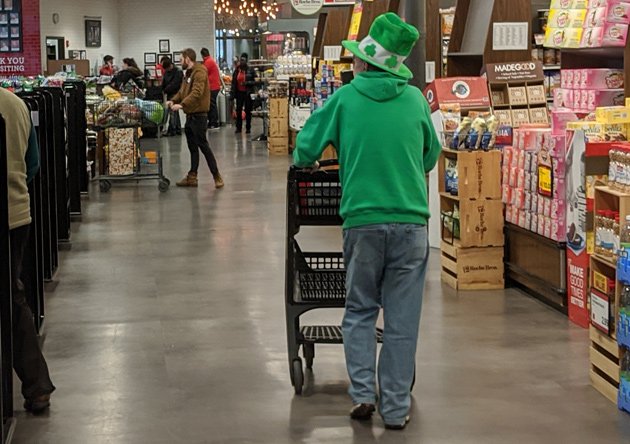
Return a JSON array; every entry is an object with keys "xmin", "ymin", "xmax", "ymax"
[
  {"xmin": 595, "ymin": 106, "xmax": 630, "ymax": 124},
  {"xmin": 603, "ymin": 22, "xmax": 629, "ymax": 46},
  {"xmin": 545, "ymin": 27, "xmax": 583, "ymax": 48},
  {"xmin": 548, "ymin": 9, "xmax": 587, "ymax": 28},
  {"xmin": 604, "ymin": 2, "xmax": 630, "ymax": 24},
  {"xmin": 554, "ymin": 88, "xmax": 574, "ymax": 109},
  {"xmin": 579, "ymin": 68, "xmax": 624, "ymax": 89},
  {"xmin": 551, "ymin": 0, "xmax": 587, "ymax": 8}
]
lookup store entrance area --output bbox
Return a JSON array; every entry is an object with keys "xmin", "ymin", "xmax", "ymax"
[{"xmin": 8, "ymin": 127, "xmax": 628, "ymax": 443}]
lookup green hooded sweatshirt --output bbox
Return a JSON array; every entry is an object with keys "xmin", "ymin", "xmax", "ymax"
[{"xmin": 293, "ymin": 71, "xmax": 441, "ymax": 229}]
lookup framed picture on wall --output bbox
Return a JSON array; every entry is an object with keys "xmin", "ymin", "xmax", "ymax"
[
  {"xmin": 0, "ymin": 13, "xmax": 7, "ymax": 24},
  {"xmin": 159, "ymin": 39, "xmax": 170, "ymax": 53},
  {"xmin": 85, "ymin": 19, "xmax": 101, "ymax": 48},
  {"xmin": 144, "ymin": 52, "xmax": 156, "ymax": 65},
  {"xmin": 172, "ymin": 51, "xmax": 182, "ymax": 64},
  {"xmin": 158, "ymin": 53, "xmax": 171, "ymax": 63}
]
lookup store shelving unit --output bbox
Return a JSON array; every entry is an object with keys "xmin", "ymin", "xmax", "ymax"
[
  {"xmin": 446, "ymin": 0, "xmax": 531, "ymax": 76},
  {"xmin": 588, "ymin": 185, "xmax": 630, "ymax": 404},
  {"xmin": 438, "ymin": 148, "xmax": 504, "ymax": 290}
]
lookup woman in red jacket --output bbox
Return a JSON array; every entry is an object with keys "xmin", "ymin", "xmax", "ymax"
[{"xmin": 201, "ymin": 48, "xmax": 221, "ymax": 130}]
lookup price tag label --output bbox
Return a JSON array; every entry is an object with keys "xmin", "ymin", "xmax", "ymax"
[
  {"xmin": 538, "ymin": 164, "xmax": 552, "ymax": 197},
  {"xmin": 31, "ymin": 111, "xmax": 39, "ymax": 127},
  {"xmin": 590, "ymin": 289, "xmax": 610, "ymax": 334}
]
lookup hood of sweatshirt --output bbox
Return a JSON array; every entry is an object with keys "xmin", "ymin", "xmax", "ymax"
[{"xmin": 350, "ymin": 71, "xmax": 408, "ymax": 102}]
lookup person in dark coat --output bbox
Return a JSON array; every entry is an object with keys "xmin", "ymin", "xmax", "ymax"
[
  {"xmin": 161, "ymin": 58, "xmax": 183, "ymax": 136},
  {"xmin": 231, "ymin": 53, "xmax": 257, "ymax": 134},
  {"xmin": 112, "ymin": 58, "xmax": 145, "ymax": 90}
]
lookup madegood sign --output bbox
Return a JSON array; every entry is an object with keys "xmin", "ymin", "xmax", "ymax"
[
  {"xmin": 291, "ymin": 0, "xmax": 323, "ymax": 15},
  {"xmin": 486, "ymin": 61, "xmax": 544, "ymax": 83}
]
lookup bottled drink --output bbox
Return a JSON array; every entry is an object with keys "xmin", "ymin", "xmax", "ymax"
[
  {"xmin": 621, "ymin": 215, "xmax": 630, "ymax": 257},
  {"xmin": 621, "ymin": 349, "xmax": 630, "ymax": 382},
  {"xmin": 615, "ymin": 214, "xmax": 621, "ymax": 257}
]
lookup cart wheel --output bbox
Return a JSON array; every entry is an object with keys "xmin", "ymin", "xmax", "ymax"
[
  {"xmin": 304, "ymin": 343, "xmax": 314, "ymax": 370},
  {"xmin": 163, "ymin": 178, "xmax": 171, "ymax": 186},
  {"xmin": 99, "ymin": 180, "xmax": 111, "ymax": 193},
  {"xmin": 411, "ymin": 366, "xmax": 416, "ymax": 392},
  {"xmin": 158, "ymin": 180, "xmax": 170, "ymax": 192},
  {"xmin": 292, "ymin": 359, "xmax": 304, "ymax": 395}
]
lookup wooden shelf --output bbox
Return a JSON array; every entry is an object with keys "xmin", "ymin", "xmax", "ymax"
[
  {"xmin": 595, "ymin": 185, "xmax": 630, "ymax": 198},
  {"xmin": 543, "ymin": 65, "xmax": 561, "ymax": 70},
  {"xmin": 591, "ymin": 253, "xmax": 617, "ymax": 269},
  {"xmin": 440, "ymin": 191, "xmax": 460, "ymax": 201}
]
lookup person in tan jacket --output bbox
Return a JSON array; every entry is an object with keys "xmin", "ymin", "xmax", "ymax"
[
  {"xmin": 0, "ymin": 88, "xmax": 55, "ymax": 414},
  {"xmin": 168, "ymin": 48, "xmax": 224, "ymax": 189}
]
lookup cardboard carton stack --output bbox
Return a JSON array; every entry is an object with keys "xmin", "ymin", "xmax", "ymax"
[{"xmin": 268, "ymin": 98, "xmax": 289, "ymax": 155}]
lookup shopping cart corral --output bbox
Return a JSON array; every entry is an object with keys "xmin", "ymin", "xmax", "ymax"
[
  {"xmin": 285, "ymin": 160, "xmax": 415, "ymax": 395},
  {"xmin": 88, "ymin": 98, "xmax": 170, "ymax": 192}
]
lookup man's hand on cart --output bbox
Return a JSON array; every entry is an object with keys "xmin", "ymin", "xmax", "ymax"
[
  {"xmin": 166, "ymin": 100, "xmax": 183, "ymax": 112},
  {"xmin": 308, "ymin": 161, "xmax": 320, "ymax": 173}
]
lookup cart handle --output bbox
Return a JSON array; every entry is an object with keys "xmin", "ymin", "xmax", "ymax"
[{"xmin": 290, "ymin": 159, "xmax": 339, "ymax": 172}]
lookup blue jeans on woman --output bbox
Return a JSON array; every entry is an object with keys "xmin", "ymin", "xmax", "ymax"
[{"xmin": 342, "ymin": 223, "xmax": 429, "ymax": 425}]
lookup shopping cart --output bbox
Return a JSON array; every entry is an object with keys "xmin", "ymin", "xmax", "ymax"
[{"xmin": 98, "ymin": 100, "xmax": 170, "ymax": 193}]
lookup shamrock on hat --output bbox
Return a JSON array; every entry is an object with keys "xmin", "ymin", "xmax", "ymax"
[{"xmin": 342, "ymin": 12, "xmax": 420, "ymax": 80}]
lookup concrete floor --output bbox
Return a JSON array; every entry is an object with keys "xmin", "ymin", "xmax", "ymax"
[{"xmin": 11, "ymin": 125, "xmax": 630, "ymax": 443}]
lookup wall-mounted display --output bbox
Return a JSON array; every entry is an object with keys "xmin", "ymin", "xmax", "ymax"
[
  {"xmin": 85, "ymin": 19, "xmax": 101, "ymax": 48},
  {"xmin": 0, "ymin": 0, "xmax": 20, "ymax": 52},
  {"xmin": 159, "ymin": 39, "xmax": 170, "ymax": 53},
  {"xmin": 158, "ymin": 53, "xmax": 171, "ymax": 63},
  {"xmin": 144, "ymin": 52, "xmax": 156, "ymax": 65},
  {"xmin": 172, "ymin": 51, "xmax": 182, "ymax": 64}
]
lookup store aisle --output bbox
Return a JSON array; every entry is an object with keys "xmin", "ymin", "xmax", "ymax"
[{"xmin": 11, "ymin": 127, "xmax": 630, "ymax": 443}]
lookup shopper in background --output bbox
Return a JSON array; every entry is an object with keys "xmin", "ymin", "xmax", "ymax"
[
  {"xmin": 231, "ymin": 53, "xmax": 256, "ymax": 134},
  {"xmin": 112, "ymin": 58, "xmax": 145, "ymax": 90},
  {"xmin": 168, "ymin": 48, "xmax": 224, "ymax": 189},
  {"xmin": 99, "ymin": 55, "xmax": 115, "ymax": 76},
  {"xmin": 293, "ymin": 13, "xmax": 440, "ymax": 430},
  {"xmin": 161, "ymin": 57, "xmax": 183, "ymax": 136},
  {"xmin": 0, "ymin": 88, "xmax": 56, "ymax": 414},
  {"xmin": 201, "ymin": 48, "xmax": 221, "ymax": 130}
]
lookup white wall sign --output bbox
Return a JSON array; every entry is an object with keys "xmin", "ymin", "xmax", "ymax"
[
  {"xmin": 291, "ymin": 0, "xmax": 324, "ymax": 15},
  {"xmin": 323, "ymin": 45, "xmax": 342, "ymax": 61},
  {"xmin": 492, "ymin": 22, "xmax": 529, "ymax": 51}
]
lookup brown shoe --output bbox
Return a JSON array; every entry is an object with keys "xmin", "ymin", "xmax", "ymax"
[
  {"xmin": 176, "ymin": 172, "xmax": 198, "ymax": 187},
  {"xmin": 24, "ymin": 394, "xmax": 51, "ymax": 414},
  {"xmin": 214, "ymin": 174, "xmax": 224, "ymax": 189}
]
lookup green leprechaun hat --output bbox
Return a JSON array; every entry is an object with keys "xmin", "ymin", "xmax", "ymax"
[{"xmin": 342, "ymin": 12, "xmax": 419, "ymax": 80}]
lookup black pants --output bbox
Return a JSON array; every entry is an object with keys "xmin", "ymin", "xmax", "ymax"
[
  {"xmin": 10, "ymin": 225, "xmax": 55, "ymax": 400},
  {"xmin": 167, "ymin": 109, "xmax": 181, "ymax": 135},
  {"xmin": 208, "ymin": 89, "xmax": 220, "ymax": 128},
  {"xmin": 235, "ymin": 91, "xmax": 253, "ymax": 131},
  {"xmin": 184, "ymin": 114, "xmax": 219, "ymax": 177}
]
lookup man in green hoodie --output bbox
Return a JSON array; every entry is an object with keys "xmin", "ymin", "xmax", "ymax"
[{"xmin": 293, "ymin": 13, "xmax": 440, "ymax": 430}]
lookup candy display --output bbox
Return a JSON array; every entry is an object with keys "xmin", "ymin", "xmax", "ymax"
[
  {"xmin": 503, "ymin": 127, "xmax": 567, "ymax": 242},
  {"xmin": 545, "ymin": 0, "xmax": 630, "ymax": 48},
  {"xmin": 449, "ymin": 113, "xmax": 500, "ymax": 151},
  {"xmin": 106, "ymin": 128, "xmax": 136, "ymax": 176}
]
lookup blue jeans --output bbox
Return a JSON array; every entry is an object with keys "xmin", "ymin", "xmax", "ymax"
[{"xmin": 342, "ymin": 224, "xmax": 429, "ymax": 424}]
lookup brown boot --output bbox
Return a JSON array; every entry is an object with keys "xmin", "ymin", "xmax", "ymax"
[
  {"xmin": 176, "ymin": 172, "xmax": 198, "ymax": 187},
  {"xmin": 214, "ymin": 174, "xmax": 224, "ymax": 189}
]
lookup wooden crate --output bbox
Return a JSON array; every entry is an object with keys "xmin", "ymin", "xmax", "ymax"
[
  {"xmin": 268, "ymin": 137, "xmax": 289, "ymax": 155},
  {"xmin": 589, "ymin": 325, "xmax": 620, "ymax": 404},
  {"xmin": 439, "ymin": 149, "xmax": 502, "ymax": 200},
  {"xmin": 440, "ymin": 241, "xmax": 504, "ymax": 290},
  {"xmin": 269, "ymin": 98, "xmax": 288, "ymax": 119},
  {"xmin": 440, "ymin": 194, "xmax": 504, "ymax": 247},
  {"xmin": 269, "ymin": 117, "xmax": 289, "ymax": 138}
]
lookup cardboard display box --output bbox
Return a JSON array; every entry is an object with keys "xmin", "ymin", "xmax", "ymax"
[
  {"xmin": 441, "ymin": 242, "xmax": 505, "ymax": 290},
  {"xmin": 269, "ymin": 118, "xmax": 289, "ymax": 138},
  {"xmin": 269, "ymin": 98, "xmax": 288, "ymax": 119},
  {"xmin": 268, "ymin": 137, "xmax": 289, "ymax": 155}
]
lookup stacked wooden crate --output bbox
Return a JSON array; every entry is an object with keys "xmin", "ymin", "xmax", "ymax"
[
  {"xmin": 268, "ymin": 98, "xmax": 289, "ymax": 155},
  {"xmin": 439, "ymin": 148, "xmax": 505, "ymax": 290}
]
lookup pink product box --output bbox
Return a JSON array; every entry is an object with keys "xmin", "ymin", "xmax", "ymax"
[
  {"xmin": 512, "ymin": 188, "xmax": 525, "ymax": 209},
  {"xmin": 537, "ymin": 196, "xmax": 545, "ymax": 215},
  {"xmin": 550, "ymin": 218, "xmax": 567, "ymax": 242},
  {"xmin": 522, "ymin": 129, "xmax": 548, "ymax": 152},
  {"xmin": 581, "ymin": 23, "xmax": 629, "ymax": 47},
  {"xmin": 518, "ymin": 150, "xmax": 526, "ymax": 169},
  {"xmin": 602, "ymin": 3, "xmax": 630, "ymax": 24},
  {"xmin": 544, "ymin": 217, "xmax": 553, "ymax": 239},
  {"xmin": 502, "ymin": 165, "xmax": 509, "ymax": 185},
  {"xmin": 531, "ymin": 194, "xmax": 539, "ymax": 213},
  {"xmin": 525, "ymin": 172, "xmax": 533, "ymax": 192},
  {"xmin": 579, "ymin": 68, "xmax": 625, "ymax": 89},
  {"xmin": 509, "ymin": 167, "xmax": 518, "ymax": 188},
  {"xmin": 516, "ymin": 169, "xmax": 525, "ymax": 189},
  {"xmin": 525, "ymin": 211, "xmax": 533, "ymax": 231},
  {"xmin": 554, "ymin": 88, "xmax": 574, "ymax": 109},
  {"xmin": 518, "ymin": 210, "xmax": 528, "ymax": 229},
  {"xmin": 588, "ymin": 0, "xmax": 608, "ymax": 7},
  {"xmin": 538, "ymin": 215, "xmax": 546, "ymax": 236},
  {"xmin": 544, "ymin": 197, "xmax": 553, "ymax": 217},
  {"xmin": 531, "ymin": 172, "xmax": 539, "ymax": 193},
  {"xmin": 531, "ymin": 212, "xmax": 539, "ymax": 233},
  {"xmin": 502, "ymin": 184, "xmax": 512, "ymax": 204},
  {"xmin": 583, "ymin": 89, "xmax": 625, "ymax": 111},
  {"xmin": 544, "ymin": 133, "xmax": 567, "ymax": 156},
  {"xmin": 561, "ymin": 70, "xmax": 575, "ymax": 89},
  {"xmin": 551, "ymin": 108, "xmax": 583, "ymax": 135},
  {"xmin": 503, "ymin": 146, "xmax": 513, "ymax": 167},
  {"xmin": 551, "ymin": 198, "xmax": 567, "ymax": 218},
  {"xmin": 524, "ymin": 191, "xmax": 532, "ymax": 212},
  {"xmin": 506, "ymin": 205, "xmax": 513, "ymax": 224}
]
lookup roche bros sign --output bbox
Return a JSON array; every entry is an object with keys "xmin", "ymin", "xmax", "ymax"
[
  {"xmin": 291, "ymin": 0, "xmax": 323, "ymax": 15},
  {"xmin": 0, "ymin": 56, "xmax": 27, "ymax": 74}
]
